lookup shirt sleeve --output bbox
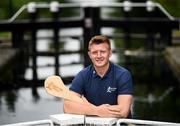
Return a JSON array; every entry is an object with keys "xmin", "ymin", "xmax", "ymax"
[
  {"xmin": 69, "ymin": 71, "xmax": 85, "ymax": 95},
  {"xmin": 117, "ymin": 70, "xmax": 133, "ymax": 95}
]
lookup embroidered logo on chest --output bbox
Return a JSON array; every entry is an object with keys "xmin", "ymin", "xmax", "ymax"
[{"xmin": 107, "ymin": 86, "xmax": 117, "ymax": 93}]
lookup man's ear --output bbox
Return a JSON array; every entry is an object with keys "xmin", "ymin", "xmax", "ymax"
[
  {"xmin": 88, "ymin": 51, "xmax": 91, "ymax": 59},
  {"xmin": 109, "ymin": 50, "xmax": 112, "ymax": 57}
]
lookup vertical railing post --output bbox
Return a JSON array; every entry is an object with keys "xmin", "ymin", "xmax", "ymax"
[
  {"xmin": 146, "ymin": 29, "xmax": 155, "ymax": 50},
  {"xmin": 50, "ymin": 1, "xmax": 60, "ymax": 76},
  {"xmin": 122, "ymin": 5, "xmax": 133, "ymax": 67},
  {"xmin": 160, "ymin": 29, "xmax": 172, "ymax": 47},
  {"xmin": 123, "ymin": 28, "xmax": 131, "ymax": 49},
  {"xmin": 11, "ymin": 30, "xmax": 25, "ymax": 83},
  {"xmin": 92, "ymin": 7, "xmax": 101, "ymax": 36},
  {"xmin": 83, "ymin": 6, "xmax": 101, "ymax": 67},
  {"xmin": 83, "ymin": 7, "xmax": 93, "ymax": 67},
  {"xmin": 12, "ymin": 30, "xmax": 24, "ymax": 48},
  {"xmin": 28, "ymin": 2, "xmax": 38, "ymax": 81},
  {"xmin": 31, "ymin": 16, "xmax": 38, "ymax": 82},
  {"xmin": 123, "ymin": 28, "xmax": 131, "ymax": 67},
  {"xmin": 123, "ymin": 11, "xmax": 131, "ymax": 49},
  {"xmin": 123, "ymin": 26, "xmax": 131, "ymax": 66}
]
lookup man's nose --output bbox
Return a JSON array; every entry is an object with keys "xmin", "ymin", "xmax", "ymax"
[{"xmin": 97, "ymin": 51, "xmax": 101, "ymax": 57}]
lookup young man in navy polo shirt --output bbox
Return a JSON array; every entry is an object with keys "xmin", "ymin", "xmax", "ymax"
[{"xmin": 64, "ymin": 35, "xmax": 133, "ymax": 118}]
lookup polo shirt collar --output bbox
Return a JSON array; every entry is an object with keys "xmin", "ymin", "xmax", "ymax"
[{"xmin": 92, "ymin": 62, "xmax": 112, "ymax": 78}]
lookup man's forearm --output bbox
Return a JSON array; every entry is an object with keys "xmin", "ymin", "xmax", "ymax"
[
  {"xmin": 64, "ymin": 100, "xmax": 97, "ymax": 116},
  {"xmin": 64, "ymin": 100, "xmax": 121, "ymax": 118}
]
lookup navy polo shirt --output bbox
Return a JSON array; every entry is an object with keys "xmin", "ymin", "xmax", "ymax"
[{"xmin": 69, "ymin": 62, "xmax": 133, "ymax": 117}]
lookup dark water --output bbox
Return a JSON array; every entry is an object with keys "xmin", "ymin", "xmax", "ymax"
[
  {"xmin": 127, "ymin": 53, "xmax": 180, "ymax": 123},
  {"xmin": 0, "ymin": 51, "xmax": 180, "ymax": 125},
  {"xmin": 0, "ymin": 87, "xmax": 64, "ymax": 125}
]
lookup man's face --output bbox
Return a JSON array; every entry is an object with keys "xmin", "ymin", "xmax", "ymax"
[{"xmin": 88, "ymin": 43, "xmax": 112, "ymax": 68}]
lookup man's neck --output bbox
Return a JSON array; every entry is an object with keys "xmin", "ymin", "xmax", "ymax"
[{"xmin": 94, "ymin": 62, "xmax": 110, "ymax": 77}]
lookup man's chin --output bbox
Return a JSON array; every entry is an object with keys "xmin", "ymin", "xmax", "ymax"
[{"xmin": 94, "ymin": 63, "xmax": 105, "ymax": 68}]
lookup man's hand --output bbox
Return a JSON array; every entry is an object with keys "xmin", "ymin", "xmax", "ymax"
[
  {"xmin": 96, "ymin": 104, "xmax": 115, "ymax": 117},
  {"xmin": 81, "ymin": 96, "xmax": 129, "ymax": 118},
  {"xmin": 80, "ymin": 97, "xmax": 119, "ymax": 118},
  {"xmin": 96, "ymin": 104, "xmax": 129, "ymax": 118},
  {"xmin": 107, "ymin": 95, "xmax": 133, "ymax": 118},
  {"xmin": 108, "ymin": 105, "xmax": 124, "ymax": 118}
]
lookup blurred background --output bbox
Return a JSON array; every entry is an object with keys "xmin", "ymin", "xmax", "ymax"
[{"xmin": 0, "ymin": 0, "xmax": 180, "ymax": 125}]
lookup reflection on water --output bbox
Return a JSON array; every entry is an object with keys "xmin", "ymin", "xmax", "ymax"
[
  {"xmin": 133, "ymin": 84, "xmax": 180, "ymax": 122},
  {"xmin": 1, "ymin": 31, "xmax": 180, "ymax": 124},
  {"xmin": 0, "ymin": 87, "xmax": 63, "ymax": 125},
  {"xmin": 0, "ymin": 52, "xmax": 180, "ymax": 125},
  {"xmin": 126, "ymin": 53, "xmax": 180, "ymax": 123},
  {"xmin": 1, "ymin": 30, "xmax": 180, "ymax": 124}
]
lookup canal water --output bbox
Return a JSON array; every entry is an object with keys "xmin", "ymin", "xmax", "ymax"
[{"xmin": 0, "ymin": 29, "xmax": 180, "ymax": 125}]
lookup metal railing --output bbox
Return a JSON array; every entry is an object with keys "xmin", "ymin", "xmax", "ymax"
[
  {"xmin": 116, "ymin": 119, "xmax": 180, "ymax": 126},
  {"xmin": 2, "ymin": 116, "xmax": 180, "ymax": 126},
  {"xmin": 8, "ymin": 1, "xmax": 175, "ymax": 22},
  {"xmin": 2, "ymin": 119, "xmax": 53, "ymax": 126}
]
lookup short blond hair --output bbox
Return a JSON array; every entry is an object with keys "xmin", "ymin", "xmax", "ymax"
[{"xmin": 88, "ymin": 35, "xmax": 111, "ymax": 50}]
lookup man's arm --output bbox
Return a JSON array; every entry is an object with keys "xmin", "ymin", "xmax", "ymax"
[
  {"xmin": 63, "ymin": 91, "xmax": 132, "ymax": 118},
  {"xmin": 63, "ymin": 91, "xmax": 97, "ymax": 115},
  {"xmin": 63, "ymin": 91, "xmax": 117, "ymax": 117},
  {"xmin": 108, "ymin": 95, "xmax": 133, "ymax": 118}
]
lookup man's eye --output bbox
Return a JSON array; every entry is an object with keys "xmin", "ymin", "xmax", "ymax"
[
  {"xmin": 101, "ymin": 51, "xmax": 106, "ymax": 54},
  {"xmin": 92, "ymin": 51, "xmax": 97, "ymax": 55}
]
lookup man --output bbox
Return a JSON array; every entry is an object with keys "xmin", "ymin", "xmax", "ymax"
[{"xmin": 64, "ymin": 35, "xmax": 133, "ymax": 118}]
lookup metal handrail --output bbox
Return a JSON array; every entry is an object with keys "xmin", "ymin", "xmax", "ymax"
[
  {"xmin": 2, "ymin": 119, "xmax": 54, "ymax": 126},
  {"xmin": 156, "ymin": 3, "xmax": 174, "ymax": 20},
  {"xmin": 116, "ymin": 119, "xmax": 180, "ymax": 126},
  {"xmin": 2, "ymin": 117, "xmax": 180, "ymax": 126},
  {"xmin": 8, "ymin": 1, "xmax": 175, "ymax": 22},
  {"xmin": 8, "ymin": 5, "xmax": 27, "ymax": 22}
]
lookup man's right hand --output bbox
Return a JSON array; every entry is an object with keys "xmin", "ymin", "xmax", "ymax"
[{"xmin": 96, "ymin": 104, "xmax": 115, "ymax": 117}]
